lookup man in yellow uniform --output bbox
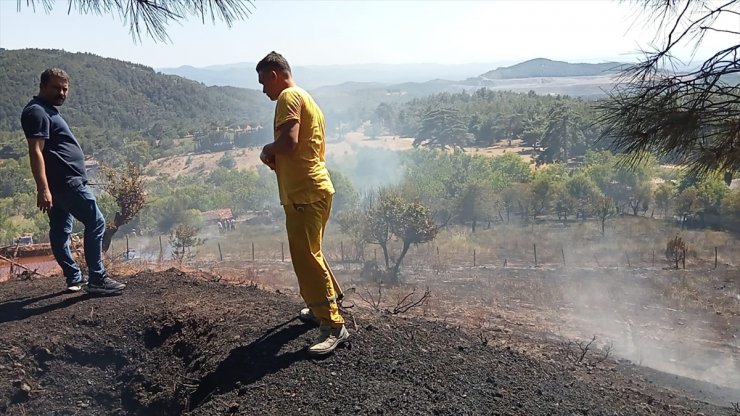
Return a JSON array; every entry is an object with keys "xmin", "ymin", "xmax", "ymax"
[{"xmin": 256, "ymin": 51, "xmax": 348, "ymax": 356}]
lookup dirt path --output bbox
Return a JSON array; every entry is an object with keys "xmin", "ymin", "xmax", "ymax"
[{"xmin": 0, "ymin": 270, "xmax": 734, "ymax": 415}]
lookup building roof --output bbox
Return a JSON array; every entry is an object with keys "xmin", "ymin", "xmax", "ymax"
[{"xmin": 202, "ymin": 208, "xmax": 234, "ymax": 222}]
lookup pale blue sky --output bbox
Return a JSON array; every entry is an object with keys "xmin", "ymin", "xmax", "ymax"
[{"xmin": 0, "ymin": 0, "xmax": 736, "ymax": 68}]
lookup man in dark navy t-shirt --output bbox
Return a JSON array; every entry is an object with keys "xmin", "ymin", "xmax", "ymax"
[{"xmin": 21, "ymin": 68, "xmax": 125, "ymax": 295}]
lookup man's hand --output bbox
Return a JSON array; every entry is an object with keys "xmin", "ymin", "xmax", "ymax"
[
  {"xmin": 260, "ymin": 146, "xmax": 276, "ymax": 171},
  {"xmin": 37, "ymin": 189, "xmax": 52, "ymax": 213}
]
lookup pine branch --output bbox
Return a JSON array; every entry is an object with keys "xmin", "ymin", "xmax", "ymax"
[{"xmin": 18, "ymin": 0, "xmax": 255, "ymax": 42}]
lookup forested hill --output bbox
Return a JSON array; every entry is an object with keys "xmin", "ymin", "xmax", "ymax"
[
  {"xmin": 0, "ymin": 49, "xmax": 271, "ymax": 132},
  {"xmin": 478, "ymin": 58, "xmax": 625, "ymax": 80}
]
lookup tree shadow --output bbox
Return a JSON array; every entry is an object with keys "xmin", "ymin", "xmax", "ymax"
[
  {"xmin": 188, "ymin": 317, "xmax": 313, "ymax": 410},
  {"xmin": 0, "ymin": 291, "xmax": 94, "ymax": 324}
]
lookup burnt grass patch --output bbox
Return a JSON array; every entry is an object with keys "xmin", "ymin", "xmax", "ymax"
[{"xmin": 0, "ymin": 270, "xmax": 736, "ymax": 415}]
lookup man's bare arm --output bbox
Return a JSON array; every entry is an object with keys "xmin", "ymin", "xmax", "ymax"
[
  {"xmin": 263, "ymin": 119, "xmax": 300, "ymax": 156},
  {"xmin": 27, "ymin": 138, "xmax": 52, "ymax": 212}
]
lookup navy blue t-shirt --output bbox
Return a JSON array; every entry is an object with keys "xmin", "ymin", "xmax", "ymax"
[{"xmin": 21, "ymin": 97, "xmax": 87, "ymax": 192}]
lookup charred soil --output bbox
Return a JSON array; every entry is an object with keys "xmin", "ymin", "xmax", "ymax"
[{"xmin": 0, "ymin": 270, "xmax": 736, "ymax": 415}]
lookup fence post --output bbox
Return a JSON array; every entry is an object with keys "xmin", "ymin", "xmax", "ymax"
[
  {"xmin": 218, "ymin": 242, "xmax": 223, "ymax": 261},
  {"xmin": 533, "ymin": 244, "xmax": 538, "ymax": 267},
  {"xmin": 715, "ymin": 247, "xmax": 718, "ymax": 269}
]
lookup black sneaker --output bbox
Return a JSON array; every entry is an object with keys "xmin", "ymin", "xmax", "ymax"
[{"xmin": 86, "ymin": 276, "xmax": 126, "ymax": 295}]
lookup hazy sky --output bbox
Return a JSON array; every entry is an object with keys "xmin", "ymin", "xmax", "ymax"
[{"xmin": 0, "ymin": 1, "xmax": 736, "ymax": 68}]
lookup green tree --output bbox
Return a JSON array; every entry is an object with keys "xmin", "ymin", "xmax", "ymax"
[
  {"xmin": 363, "ymin": 189, "xmax": 400, "ymax": 270},
  {"xmin": 336, "ymin": 209, "xmax": 368, "ymax": 262},
  {"xmin": 565, "ymin": 173, "xmax": 600, "ymax": 220},
  {"xmin": 675, "ymin": 186, "xmax": 702, "ymax": 228},
  {"xmin": 456, "ymin": 181, "xmax": 496, "ymax": 232},
  {"xmin": 351, "ymin": 188, "xmax": 437, "ymax": 283},
  {"xmin": 490, "ymin": 152, "xmax": 533, "ymax": 183},
  {"xmin": 654, "ymin": 181, "xmax": 675, "ymax": 218},
  {"xmin": 721, "ymin": 189, "xmax": 740, "ymax": 226},
  {"xmin": 169, "ymin": 222, "xmax": 203, "ymax": 265},
  {"xmin": 414, "ymin": 107, "xmax": 472, "ymax": 150},
  {"xmin": 593, "ymin": 194, "xmax": 614, "ymax": 236},
  {"xmin": 386, "ymin": 200, "xmax": 437, "ymax": 283},
  {"xmin": 329, "ymin": 169, "xmax": 359, "ymax": 214},
  {"xmin": 100, "ymin": 163, "xmax": 147, "ymax": 253},
  {"xmin": 695, "ymin": 174, "xmax": 730, "ymax": 217},
  {"xmin": 0, "ymin": 159, "xmax": 33, "ymax": 198},
  {"xmin": 218, "ymin": 152, "xmax": 237, "ymax": 169},
  {"xmin": 530, "ymin": 164, "xmax": 566, "ymax": 219},
  {"xmin": 539, "ymin": 102, "xmax": 587, "ymax": 164}
]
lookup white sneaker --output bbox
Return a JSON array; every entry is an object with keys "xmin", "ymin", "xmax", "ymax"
[
  {"xmin": 66, "ymin": 283, "xmax": 84, "ymax": 293},
  {"xmin": 66, "ymin": 276, "xmax": 87, "ymax": 293},
  {"xmin": 298, "ymin": 307, "xmax": 320, "ymax": 325},
  {"xmin": 308, "ymin": 325, "xmax": 349, "ymax": 356}
]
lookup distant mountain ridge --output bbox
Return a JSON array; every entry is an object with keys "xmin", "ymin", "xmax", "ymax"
[
  {"xmin": 159, "ymin": 57, "xmax": 629, "ymax": 91},
  {"xmin": 478, "ymin": 58, "xmax": 627, "ymax": 80},
  {"xmin": 158, "ymin": 62, "xmax": 512, "ymax": 90}
]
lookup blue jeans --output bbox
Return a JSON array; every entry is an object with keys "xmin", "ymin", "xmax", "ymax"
[{"xmin": 48, "ymin": 183, "xmax": 106, "ymax": 284}]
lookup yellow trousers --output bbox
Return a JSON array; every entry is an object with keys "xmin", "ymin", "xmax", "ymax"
[{"xmin": 284, "ymin": 195, "xmax": 344, "ymax": 328}]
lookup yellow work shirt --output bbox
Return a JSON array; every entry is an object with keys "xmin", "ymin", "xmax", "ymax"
[{"xmin": 273, "ymin": 86, "xmax": 335, "ymax": 205}]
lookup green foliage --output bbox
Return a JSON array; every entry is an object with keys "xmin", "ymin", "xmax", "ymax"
[
  {"xmin": 490, "ymin": 152, "xmax": 533, "ymax": 183},
  {"xmin": 530, "ymin": 164, "xmax": 567, "ymax": 219},
  {"xmin": 583, "ymin": 151, "xmax": 657, "ymax": 214},
  {"xmin": 402, "ymin": 149, "xmax": 507, "ymax": 228},
  {"xmin": 675, "ymin": 186, "xmax": 702, "ymax": 219},
  {"xmin": 328, "ymin": 169, "xmax": 359, "ymax": 213},
  {"xmin": 654, "ymin": 181, "xmax": 675, "ymax": 218},
  {"xmin": 338, "ymin": 187, "xmax": 437, "ymax": 283},
  {"xmin": 414, "ymin": 107, "xmax": 472, "ymax": 150},
  {"xmin": 169, "ymin": 222, "xmax": 204, "ymax": 264},
  {"xmin": 694, "ymin": 174, "xmax": 730, "ymax": 217},
  {"xmin": 721, "ymin": 189, "xmax": 740, "ymax": 221},
  {"xmin": 0, "ymin": 159, "xmax": 34, "ymax": 198},
  {"xmin": 218, "ymin": 152, "xmax": 237, "ymax": 169},
  {"xmin": 0, "ymin": 49, "xmax": 271, "ymax": 169},
  {"xmin": 564, "ymin": 173, "xmax": 601, "ymax": 219},
  {"xmin": 0, "ymin": 49, "xmax": 271, "ymax": 133},
  {"xmin": 673, "ymin": 172, "xmax": 730, "ymax": 224},
  {"xmin": 379, "ymin": 88, "xmax": 604, "ymax": 161},
  {"xmin": 129, "ymin": 166, "xmax": 278, "ymax": 234},
  {"xmin": 538, "ymin": 101, "xmax": 590, "ymax": 164}
]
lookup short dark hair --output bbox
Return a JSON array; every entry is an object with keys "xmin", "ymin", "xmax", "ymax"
[
  {"xmin": 256, "ymin": 51, "xmax": 291, "ymax": 74},
  {"xmin": 40, "ymin": 68, "xmax": 69, "ymax": 85}
]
